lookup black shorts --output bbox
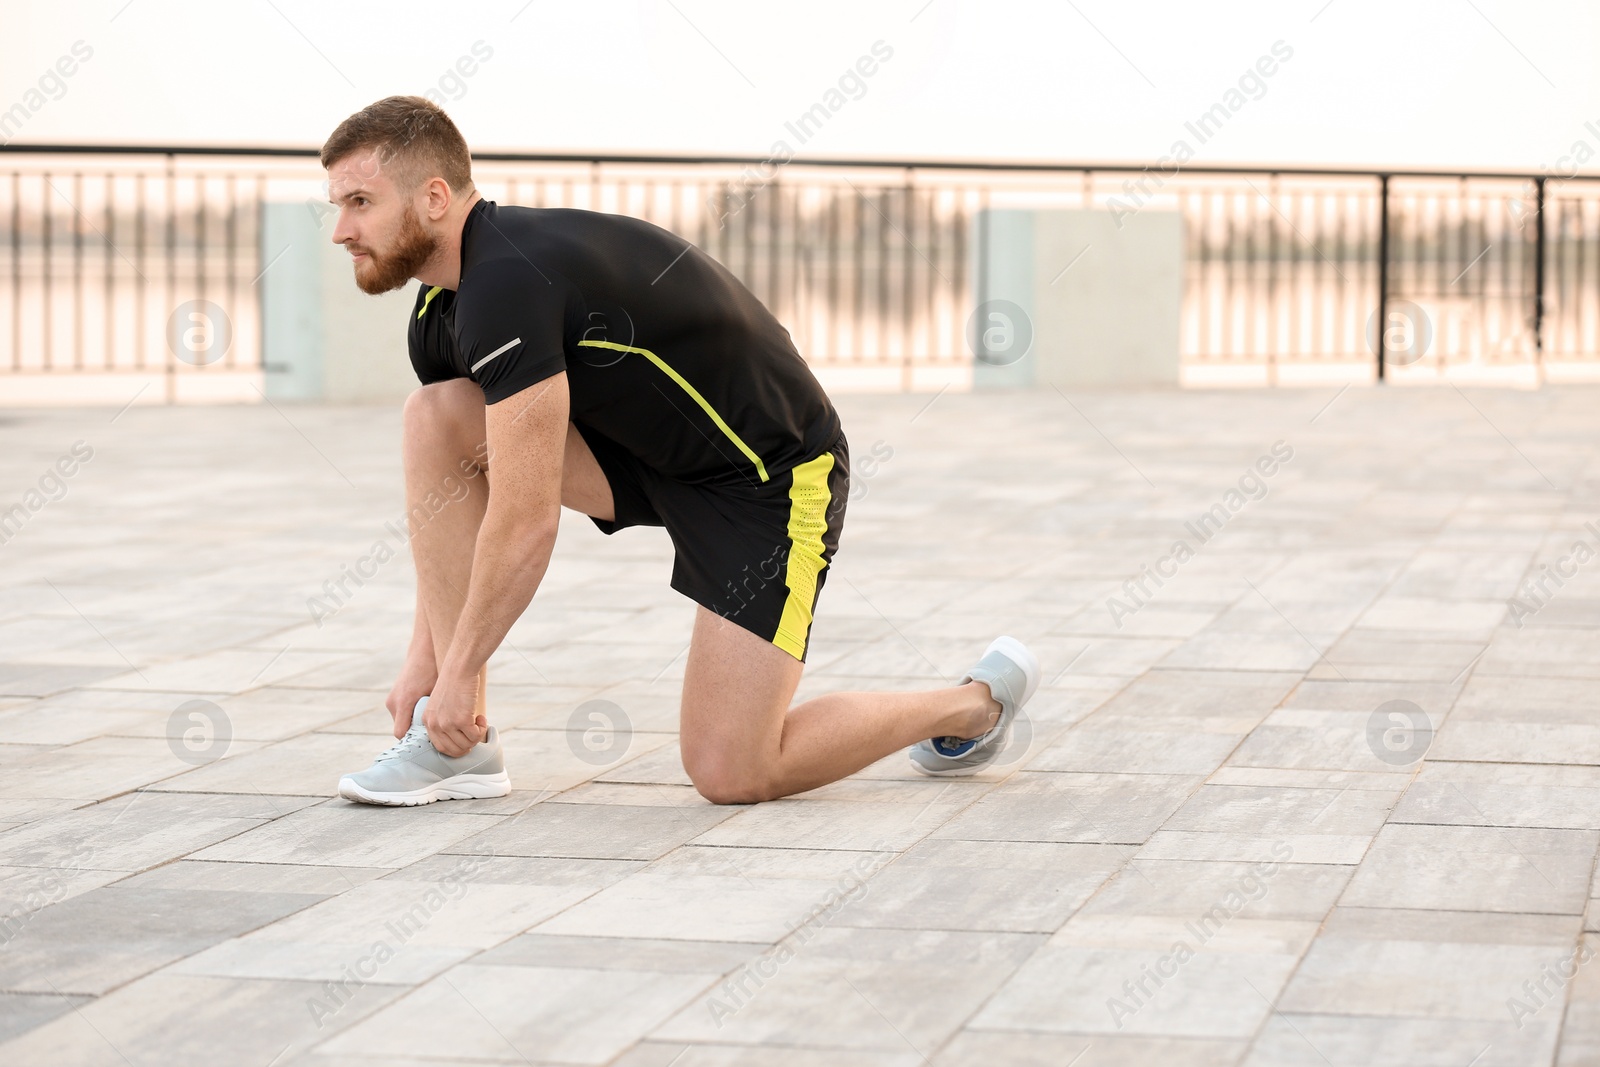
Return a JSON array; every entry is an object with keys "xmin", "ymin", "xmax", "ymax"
[{"xmin": 574, "ymin": 426, "xmax": 849, "ymax": 662}]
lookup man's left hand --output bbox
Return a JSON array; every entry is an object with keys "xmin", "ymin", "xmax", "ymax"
[{"xmin": 424, "ymin": 669, "xmax": 487, "ymax": 757}]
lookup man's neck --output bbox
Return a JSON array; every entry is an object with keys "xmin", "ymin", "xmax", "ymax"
[{"xmin": 414, "ymin": 190, "xmax": 483, "ymax": 291}]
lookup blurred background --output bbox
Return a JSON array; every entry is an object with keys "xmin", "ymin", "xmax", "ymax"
[{"xmin": 3, "ymin": 0, "xmax": 1599, "ymax": 406}]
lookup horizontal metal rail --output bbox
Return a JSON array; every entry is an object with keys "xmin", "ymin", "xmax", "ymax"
[
  {"xmin": 3, "ymin": 145, "xmax": 1599, "ymax": 398},
  {"xmin": 6, "ymin": 143, "xmax": 1600, "ymax": 182}
]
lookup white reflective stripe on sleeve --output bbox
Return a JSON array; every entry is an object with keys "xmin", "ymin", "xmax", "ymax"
[{"xmin": 471, "ymin": 337, "xmax": 522, "ymax": 373}]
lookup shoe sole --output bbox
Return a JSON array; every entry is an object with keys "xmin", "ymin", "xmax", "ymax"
[
  {"xmin": 910, "ymin": 725, "xmax": 1014, "ymax": 777},
  {"xmin": 909, "ymin": 758, "xmax": 986, "ymax": 778},
  {"xmin": 338, "ymin": 770, "xmax": 511, "ymax": 806}
]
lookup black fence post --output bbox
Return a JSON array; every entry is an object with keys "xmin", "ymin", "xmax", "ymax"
[
  {"xmin": 1377, "ymin": 174, "xmax": 1390, "ymax": 382},
  {"xmin": 1534, "ymin": 176, "xmax": 1547, "ymax": 359}
]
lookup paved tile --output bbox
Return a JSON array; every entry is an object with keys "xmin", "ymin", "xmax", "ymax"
[
  {"xmin": 0, "ymin": 886, "xmax": 324, "ymax": 994},
  {"xmin": 694, "ymin": 791, "xmax": 971, "ymax": 852},
  {"xmin": 930, "ymin": 772, "xmax": 1204, "ymax": 845},
  {"xmin": 1390, "ymin": 761, "xmax": 1600, "ymax": 830},
  {"xmin": 149, "ymin": 732, "xmax": 410, "ymax": 796},
  {"xmin": 1226, "ymin": 708, "xmax": 1439, "ymax": 775},
  {"xmin": 836, "ymin": 839, "xmax": 1133, "ymax": 932},
  {"xmin": 613, "ymin": 1046, "xmax": 924, "ymax": 1067},
  {"xmin": 1026, "ymin": 725, "xmax": 1247, "ymax": 775},
  {"xmin": 932, "ymin": 1031, "xmax": 1246, "ymax": 1067},
  {"xmin": 318, "ymin": 962, "xmax": 715, "ymax": 1064},
  {"xmin": 455, "ymin": 802, "xmax": 735, "ymax": 861},
  {"xmin": 0, "ymin": 972, "xmax": 406, "ymax": 1066},
  {"xmin": 652, "ymin": 927, "xmax": 1042, "ymax": 1052},
  {"xmin": 1341, "ymin": 824, "xmax": 1597, "ymax": 914},
  {"xmin": 0, "ymin": 993, "xmax": 91, "ymax": 1044},
  {"xmin": 1276, "ymin": 908, "xmax": 1580, "ymax": 1028},
  {"xmin": 1137, "ymin": 829, "xmax": 1371, "ymax": 865},
  {"xmin": 9, "ymin": 388, "xmax": 1600, "ymax": 1062},
  {"xmin": 1078, "ymin": 858, "xmax": 1353, "ymax": 922},
  {"xmin": 172, "ymin": 873, "xmax": 592, "ymax": 985},
  {"xmin": 534, "ymin": 846, "xmax": 890, "ymax": 944},
  {"xmin": 0, "ymin": 791, "xmax": 323, "ymax": 871},
  {"xmin": 111, "ymin": 859, "xmax": 392, "ymax": 894},
  {"xmin": 0, "ymin": 736, "xmax": 260, "ymax": 801},
  {"xmin": 475, "ymin": 933, "xmax": 758, "ymax": 974},
  {"xmin": 1161, "ymin": 783, "xmax": 1401, "ymax": 837},
  {"xmin": 970, "ymin": 939, "xmax": 1301, "ymax": 1037},
  {"xmin": 190, "ymin": 804, "xmax": 502, "ymax": 868},
  {"xmin": 1243, "ymin": 1013, "xmax": 1558, "ymax": 1067},
  {"xmin": 1556, "ymin": 934, "xmax": 1600, "ymax": 1067}
]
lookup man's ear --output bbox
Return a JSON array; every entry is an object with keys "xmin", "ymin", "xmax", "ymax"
[{"xmin": 424, "ymin": 176, "xmax": 453, "ymax": 221}]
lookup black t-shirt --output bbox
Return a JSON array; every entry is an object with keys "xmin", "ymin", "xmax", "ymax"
[{"xmin": 408, "ymin": 200, "xmax": 841, "ymax": 487}]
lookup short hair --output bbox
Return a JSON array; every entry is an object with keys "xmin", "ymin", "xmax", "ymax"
[{"xmin": 320, "ymin": 95, "xmax": 473, "ymax": 194}]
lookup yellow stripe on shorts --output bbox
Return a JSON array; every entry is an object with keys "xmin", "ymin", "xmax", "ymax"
[{"xmin": 772, "ymin": 451, "xmax": 836, "ymax": 660}]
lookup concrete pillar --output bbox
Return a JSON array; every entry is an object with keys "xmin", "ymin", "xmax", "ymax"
[
  {"xmin": 261, "ymin": 201, "xmax": 417, "ymax": 403},
  {"xmin": 260, "ymin": 203, "xmax": 322, "ymax": 401},
  {"xmin": 972, "ymin": 207, "xmax": 1183, "ymax": 388}
]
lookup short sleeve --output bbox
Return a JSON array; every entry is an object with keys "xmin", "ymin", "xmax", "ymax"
[
  {"xmin": 407, "ymin": 283, "xmax": 459, "ymax": 386},
  {"xmin": 455, "ymin": 257, "xmax": 572, "ymax": 404}
]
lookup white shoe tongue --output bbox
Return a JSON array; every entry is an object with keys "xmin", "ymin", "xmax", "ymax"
[{"xmin": 411, "ymin": 696, "xmax": 430, "ymax": 732}]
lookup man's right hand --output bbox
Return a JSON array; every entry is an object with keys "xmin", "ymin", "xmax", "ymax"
[{"xmin": 385, "ymin": 654, "xmax": 439, "ymax": 739}]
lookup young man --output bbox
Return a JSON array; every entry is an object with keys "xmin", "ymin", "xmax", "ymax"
[{"xmin": 325, "ymin": 96, "xmax": 1041, "ymax": 806}]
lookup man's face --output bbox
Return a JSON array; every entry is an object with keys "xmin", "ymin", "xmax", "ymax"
[{"xmin": 327, "ymin": 148, "xmax": 439, "ymax": 295}]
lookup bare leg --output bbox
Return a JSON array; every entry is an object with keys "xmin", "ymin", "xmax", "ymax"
[
  {"xmin": 399, "ymin": 381, "xmax": 492, "ymax": 729},
  {"xmin": 405, "ymin": 385, "xmax": 982, "ymax": 799},
  {"xmin": 679, "ymin": 606, "xmax": 1002, "ymax": 804}
]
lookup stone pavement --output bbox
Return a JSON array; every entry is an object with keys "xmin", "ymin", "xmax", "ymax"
[{"xmin": 2, "ymin": 383, "xmax": 1600, "ymax": 1066}]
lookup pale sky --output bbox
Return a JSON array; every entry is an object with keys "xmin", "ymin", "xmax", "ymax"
[{"xmin": 4, "ymin": 0, "xmax": 1599, "ymax": 174}]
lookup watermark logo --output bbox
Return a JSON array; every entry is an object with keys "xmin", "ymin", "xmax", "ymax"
[
  {"xmin": 1366, "ymin": 300, "xmax": 1432, "ymax": 368},
  {"xmin": 1507, "ymin": 522, "xmax": 1600, "ymax": 628},
  {"xmin": 0, "ymin": 841, "xmax": 95, "ymax": 948},
  {"xmin": 847, "ymin": 439, "xmax": 894, "ymax": 503},
  {"xmin": 707, "ymin": 848, "xmax": 887, "ymax": 1026},
  {"xmin": 167, "ymin": 699, "xmax": 232, "ymax": 765},
  {"xmin": 709, "ymin": 41, "xmax": 894, "ymax": 229},
  {"xmin": 0, "ymin": 40, "xmax": 93, "ymax": 146},
  {"xmin": 1106, "ymin": 40, "xmax": 1294, "ymax": 228},
  {"xmin": 1107, "ymin": 841, "xmax": 1294, "ymax": 1028},
  {"xmin": 306, "ymin": 448, "xmax": 490, "ymax": 627},
  {"xmin": 1366, "ymin": 699, "xmax": 1431, "ymax": 766},
  {"xmin": 308, "ymin": 845, "xmax": 494, "ymax": 1027},
  {"xmin": 422, "ymin": 40, "xmax": 494, "ymax": 106},
  {"xmin": 1508, "ymin": 941, "xmax": 1596, "ymax": 1029},
  {"xmin": 990, "ymin": 707, "xmax": 1036, "ymax": 769},
  {"xmin": 566, "ymin": 700, "xmax": 632, "ymax": 766},
  {"xmin": 0, "ymin": 439, "xmax": 94, "ymax": 547},
  {"xmin": 167, "ymin": 300, "xmax": 233, "ymax": 366},
  {"xmin": 577, "ymin": 300, "xmax": 635, "ymax": 366},
  {"xmin": 1106, "ymin": 441, "xmax": 1294, "ymax": 628},
  {"xmin": 967, "ymin": 299, "xmax": 1033, "ymax": 367}
]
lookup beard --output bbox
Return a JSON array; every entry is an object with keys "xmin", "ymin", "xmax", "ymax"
[{"xmin": 350, "ymin": 204, "xmax": 439, "ymax": 295}]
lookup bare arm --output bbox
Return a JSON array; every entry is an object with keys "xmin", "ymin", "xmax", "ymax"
[{"xmin": 424, "ymin": 372, "xmax": 569, "ymax": 754}]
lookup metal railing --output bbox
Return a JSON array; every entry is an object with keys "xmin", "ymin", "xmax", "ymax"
[{"xmin": 2, "ymin": 143, "xmax": 1599, "ymax": 396}]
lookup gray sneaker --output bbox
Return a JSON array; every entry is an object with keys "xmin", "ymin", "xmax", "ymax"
[
  {"xmin": 909, "ymin": 636, "xmax": 1040, "ymax": 777},
  {"xmin": 338, "ymin": 696, "xmax": 511, "ymax": 806}
]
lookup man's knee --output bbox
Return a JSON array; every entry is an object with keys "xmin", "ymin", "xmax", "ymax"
[
  {"xmin": 404, "ymin": 382, "xmax": 486, "ymax": 462},
  {"xmin": 683, "ymin": 747, "xmax": 775, "ymax": 806},
  {"xmin": 404, "ymin": 380, "xmax": 483, "ymax": 434}
]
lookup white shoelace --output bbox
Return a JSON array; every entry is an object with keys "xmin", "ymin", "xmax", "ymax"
[{"xmin": 374, "ymin": 724, "xmax": 431, "ymax": 763}]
